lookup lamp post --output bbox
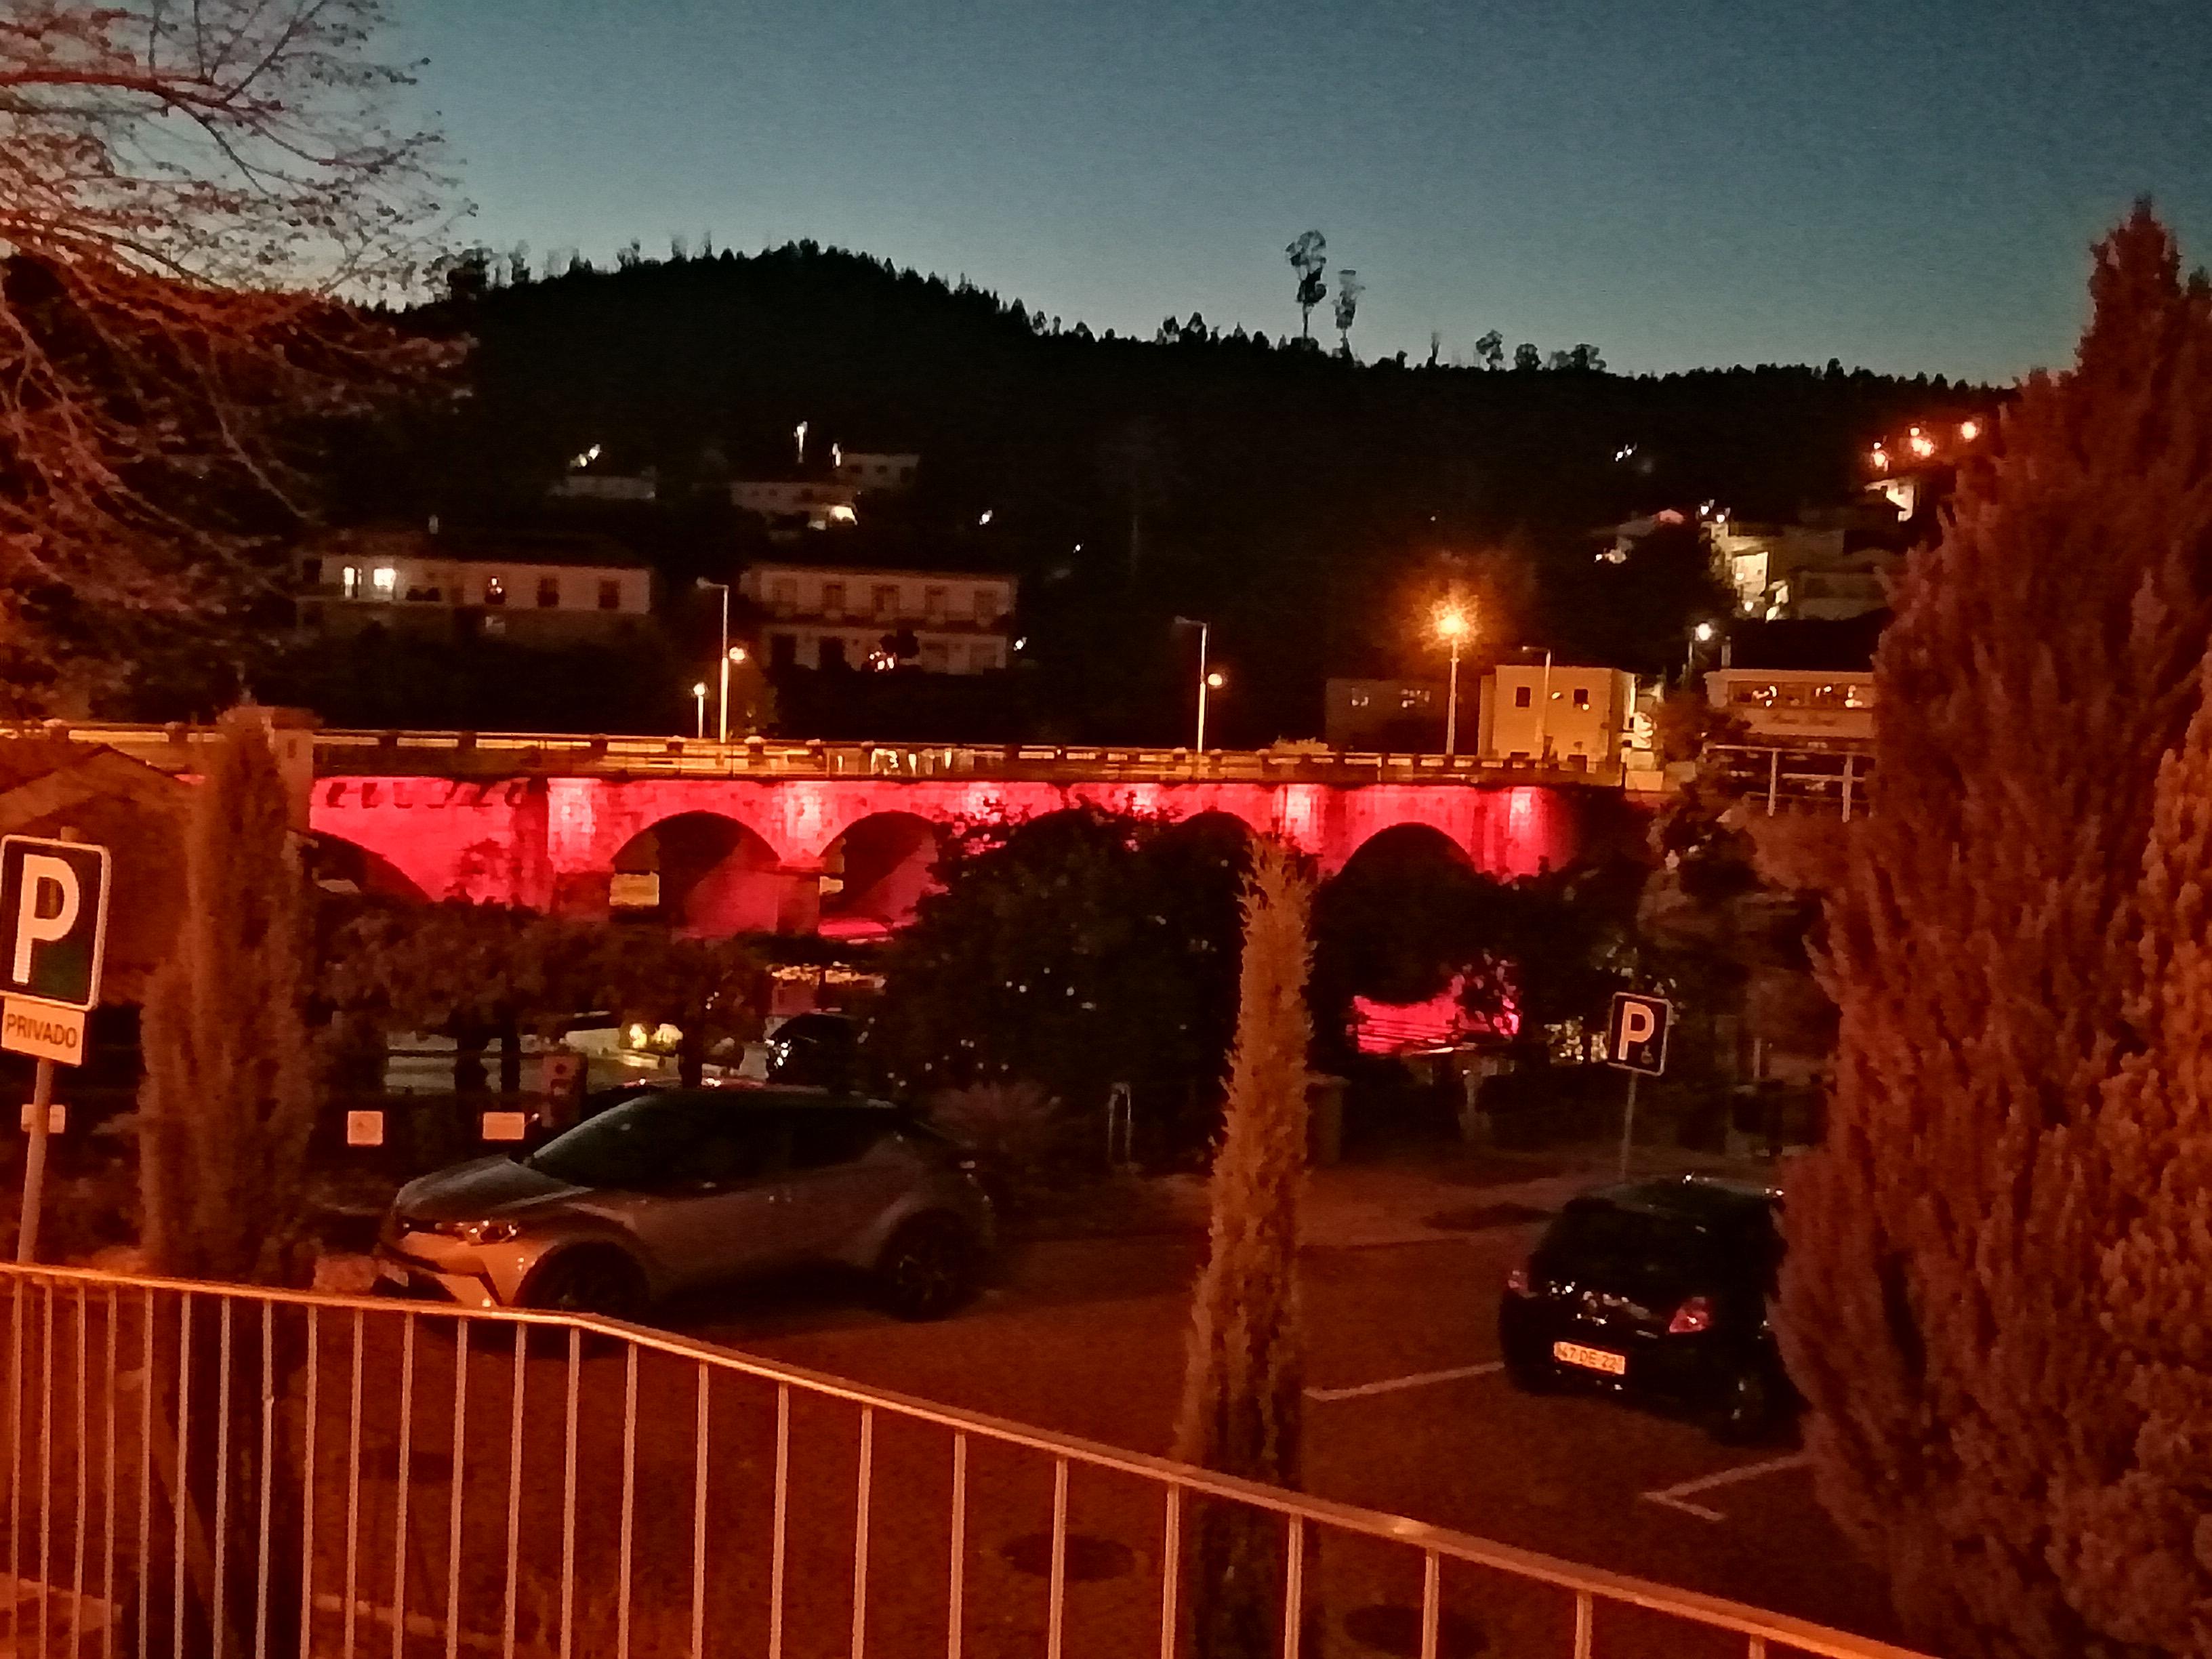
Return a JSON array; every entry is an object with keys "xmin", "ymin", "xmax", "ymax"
[
  {"xmin": 1435, "ymin": 603, "xmax": 1473, "ymax": 756},
  {"xmin": 697, "ymin": 578, "xmax": 732, "ymax": 741},
  {"xmin": 1686, "ymin": 619, "xmax": 1716, "ymax": 687},
  {"xmin": 691, "ymin": 681, "xmax": 708, "ymax": 739},
  {"xmin": 1173, "ymin": 617, "xmax": 1214, "ymax": 751}
]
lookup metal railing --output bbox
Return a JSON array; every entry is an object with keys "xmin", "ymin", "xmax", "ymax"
[
  {"xmin": 0, "ymin": 1261, "xmax": 1926, "ymax": 1659},
  {"xmin": 1706, "ymin": 743, "xmax": 1871, "ymax": 821},
  {"xmin": 7, "ymin": 722, "xmax": 1629, "ymax": 790}
]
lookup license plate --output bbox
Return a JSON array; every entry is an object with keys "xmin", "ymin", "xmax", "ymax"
[{"xmin": 1553, "ymin": 1340, "xmax": 1627, "ymax": 1376}]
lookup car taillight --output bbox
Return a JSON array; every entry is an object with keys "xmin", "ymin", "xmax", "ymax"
[
  {"xmin": 1505, "ymin": 1265, "xmax": 1531, "ymax": 1296},
  {"xmin": 1667, "ymin": 1295, "xmax": 1713, "ymax": 1336}
]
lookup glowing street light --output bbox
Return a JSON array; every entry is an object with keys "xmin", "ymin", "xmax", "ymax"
[
  {"xmin": 729, "ymin": 645, "xmax": 748, "ymax": 665},
  {"xmin": 1959, "ymin": 419, "xmax": 1981, "ymax": 442},
  {"xmin": 1694, "ymin": 621, "xmax": 1716, "ymax": 643},
  {"xmin": 1435, "ymin": 603, "xmax": 1473, "ymax": 758},
  {"xmin": 1686, "ymin": 620, "xmax": 1717, "ymax": 683},
  {"xmin": 1205, "ymin": 670, "xmax": 1225, "ymax": 690},
  {"xmin": 691, "ymin": 681, "xmax": 708, "ymax": 739},
  {"xmin": 1174, "ymin": 617, "xmax": 1216, "ymax": 750},
  {"xmin": 697, "ymin": 578, "xmax": 734, "ymax": 741}
]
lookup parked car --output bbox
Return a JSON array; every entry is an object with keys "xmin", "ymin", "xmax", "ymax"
[
  {"xmin": 1497, "ymin": 1175, "xmax": 1792, "ymax": 1442},
  {"xmin": 764, "ymin": 1011, "xmax": 861, "ymax": 1090},
  {"xmin": 375, "ymin": 1088, "xmax": 994, "ymax": 1322}
]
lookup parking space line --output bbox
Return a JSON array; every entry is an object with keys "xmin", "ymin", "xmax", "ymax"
[
  {"xmin": 1639, "ymin": 1453, "xmax": 1809, "ymax": 1522},
  {"xmin": 1305, "ymin": 1361, "xmax": 1504, "ymax": 1403}
]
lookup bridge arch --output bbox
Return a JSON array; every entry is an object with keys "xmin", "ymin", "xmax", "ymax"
[
  {"xmin": 818, "ymin": 811, "xmax": 946, "ymax": 939},
  {"xmin": 1334, "ymin": 819, "xmax": 1477, "ymax": 878},
  {"xmin": 609, "ymin": 812, "xmax": 788, "ymax": 937},
  {"xmin": 311, "ymin": 833, "xmax": 432, "ymax": 903}
]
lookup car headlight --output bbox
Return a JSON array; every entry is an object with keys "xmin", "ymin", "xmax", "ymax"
[{"xmin": 429, "ymin": 1218, "xmax": 520, "ymax": 1246}]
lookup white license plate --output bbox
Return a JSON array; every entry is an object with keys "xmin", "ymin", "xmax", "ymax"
[{"xmin": 1553, "ymin": 1340, "xmax": 1627, "ymax": 1376}]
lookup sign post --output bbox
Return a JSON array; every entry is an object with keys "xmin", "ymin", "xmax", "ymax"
[
  {"xmin": 1, "ymin": 833, "xmax": 110, "ymax": 1262},
  {"xmin": 1604, "ymin": 990, "xmax": 1672, "ymax": 1180}
]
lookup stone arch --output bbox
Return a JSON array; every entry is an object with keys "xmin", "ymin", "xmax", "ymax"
[
  {"xmin": 310, "ymin": 832, "xmax": 432, "ymax": 903},
  {"xmin": 609, "ymin": 812, "xmax": 787, "ymax": 937},
  {"xmin": 1334, "ymin": 819, "xmax": 1474, "ymax": 878},
  {"xmin": 819, "ymin": 811, "xmax": 946, "ymax": 938}
]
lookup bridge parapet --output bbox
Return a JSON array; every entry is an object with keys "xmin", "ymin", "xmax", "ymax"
[{"xmin": 13, "ymin": 722, "xmax": 1628, "ymax": 790}]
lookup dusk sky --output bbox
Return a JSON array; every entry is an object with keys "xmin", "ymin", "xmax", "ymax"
[{"xmin": 403, "ymin": 1, "xmax": 2212, "ymax": 382}]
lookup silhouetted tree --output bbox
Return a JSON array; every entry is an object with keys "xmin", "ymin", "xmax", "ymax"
[
  {"xmin": 1286, "ymin": 230, "xmax": 1328, "ymax": 343},
  {"xmin": 1474, "ymin": 329, "xmax": 1505, "ymax": 370},
  {"xmin": 1513, "ymin": 342, "xmax": 1542, "ymax": 371},
  {"xmin": 1333, "ymin": 268, "xmax": 1364, "ymax": 356}
]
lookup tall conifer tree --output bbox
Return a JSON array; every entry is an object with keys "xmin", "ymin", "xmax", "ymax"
[{"xmin": 1782, "ymin": 207, "xmax": 2212, "ymax": 1655}]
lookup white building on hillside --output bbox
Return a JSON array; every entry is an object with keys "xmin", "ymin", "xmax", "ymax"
[{"xmin": 740, "ymin": 562, "xmax": 1017, "ymax": 674}]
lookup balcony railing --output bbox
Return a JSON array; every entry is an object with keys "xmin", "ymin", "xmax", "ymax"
[
  {"xmin": 6, "ymin": 724, "xmax": 1633, "ymax": 790},
  {"xmin": 0, "ymin": 1261, "xmax": 1927, "ymax": 1659}
]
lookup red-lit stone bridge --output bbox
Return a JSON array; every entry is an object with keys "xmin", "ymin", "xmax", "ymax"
[{"xmin": 50, "ymin": 726, "xmax": 1646, "ymax": 937}]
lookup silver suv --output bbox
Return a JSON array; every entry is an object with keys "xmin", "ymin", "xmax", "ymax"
[{"xmin": 375, "ymin": 1089, "xmax": 995, "ymax": 1322}]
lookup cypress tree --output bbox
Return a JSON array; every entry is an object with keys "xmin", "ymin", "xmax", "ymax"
[
  {"xmin": 140, "ymin": 709, "xmax": 317, "ymax": 1282},
  {"xmin": 1172, "ymin": 840, "xmax": 1314, "ymax": 1656},
  {"xmin": 1780, "ymin": 207, "xmax": 2212, "ymax": 1655}
]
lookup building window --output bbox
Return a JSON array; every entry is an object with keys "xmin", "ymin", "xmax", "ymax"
[
  {"xmin": 924, "ymin": 586, "xmax": 947, "ymax": 620},
  {"xmin": 823, "ymin": 582, "xmax": 846, "ymax": 618},
  {"xmin": 1514, "ymin": 685, "xmax": 1532, "ymax": 709},
  {"xmin": 483, "ymin": 575, "xmax": 506, "ymax": 607},
  {"xmin": 536, "ymin": 575, "xmax": 560, "ymax": 609},
  {"xmin": 301, "ymin": 558, "xmax": 321, "ymax": 585},
  {"xmin": 769, "ymin": 578, "xmax": 798, "ymax": 616},
  {"xmin": 819, "ymin": 636, "xmax": 848, "ymax": 670},
  {"xmin": 598, "ymin": 578, "xmax": 621, "ymax": 611},
  {"xmin": 922, "ymin": 641, "xmax": 950, "ymax": 672},
  {"xmin": 371, "ymin": 566, "xmax": 398, "ymax": 599},
  {"xmin": 873, "ymin": 584, "xmax": 899, "ymax": 617},
  {"xmin": 340, "ymin": 565, "xmax": 361, "ymax": 600},
  {"xmin": 1572, "ymin": 687, "xmax": 1590, "ymax": 709}
]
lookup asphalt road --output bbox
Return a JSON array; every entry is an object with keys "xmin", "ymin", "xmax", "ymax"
[{"xmin": 676, "ymin": 1223, "xmax": 1901, "ymax": 1650}]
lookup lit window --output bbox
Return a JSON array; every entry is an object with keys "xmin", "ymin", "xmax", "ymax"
[
  {"xmin": 370, "ymin": 566, "xmax": 398, "ymax": 598},
  {"xmin": 340, "ymin": 566, "xmax": 361, "ymax": 599},
  {"xmin": 483, "ymin": 575, "xmax": 506, "ymax": 607},
  {"xmin": 536, "ymin": 576, "xmax": 560, "ymax": 609},
  {"xmin": 598, "ymin": 579, "xmax": 621, "ymax": 611}
]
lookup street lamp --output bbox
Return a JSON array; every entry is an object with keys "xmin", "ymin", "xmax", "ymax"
[
  {"xmin": 1174, "ymin": 617, "xmax": 1214, "ymax": 750},
  {"xmin": 1435, "ymin": 603, "xmax": 1473, "ymax": 757},
  {"xmin": 697, "ymin": 578, "xmax": 733, "ymax": 742},
  {"xmin": 691, "ymin": 681, "xmax": 708, "ymax": 739},
  {"xmin": 1687, "ymin": 620, "xmax": 1716, "ymax": 685}
]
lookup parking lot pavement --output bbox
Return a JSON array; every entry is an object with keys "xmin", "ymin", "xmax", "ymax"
[{"xmin": 679, "ymin": 1222, "xmax": 1902, "ymax": 1648}]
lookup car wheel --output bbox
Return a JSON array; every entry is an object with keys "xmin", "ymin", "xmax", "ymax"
[
  {"xmin": 526, "ymin": 1250, "xmax": 648, "ymax": 1322},
  {"xmin": 1710, "ymin": 1365, "xmax": 1782, "ymax": 1445},
  {"xmin": 876, "ymin": 1214, "xmax": 979, "ymax": 1322}
]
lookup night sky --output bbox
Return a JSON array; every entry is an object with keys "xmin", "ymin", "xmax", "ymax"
[{"xmin": 403, "ymin": 1, "xmax": 2212, "ymax": 382}]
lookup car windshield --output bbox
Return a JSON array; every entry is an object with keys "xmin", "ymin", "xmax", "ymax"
[
  {"xmin": 527, "ymin": 1096, "xmax": 708, "ymax": 1189},
  {"xmin": 1547, "ymin": 1202, "xmax": 1726, "ymax": 1275}
]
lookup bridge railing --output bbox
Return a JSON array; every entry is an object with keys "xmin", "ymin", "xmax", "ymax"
[
  {"xmin": 8, "ymin": 722, "xmax": 1630, "ymax": 788},
  {"xmin": 0, "ymin": 1260, "xmax": 1922, "ymax": 1659}
]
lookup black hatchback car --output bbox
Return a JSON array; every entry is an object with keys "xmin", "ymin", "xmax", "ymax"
[{"xmin": 1498, "ymin": 1176, "xmax": 1792, "ymax": 1442}]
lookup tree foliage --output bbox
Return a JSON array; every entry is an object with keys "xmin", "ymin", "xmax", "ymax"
[
  {"xmin": 139, "ymin": 712, "xmax": 316, "ymax": 1284},
  {"xmin": 0, "ymin": 0, "xmax": 455, "ymax": 704},
  {"xmin": 865, "ymin": 806, "xmax": 1248, "ymax": 1117},
  {"xmin": 1780, "ymin": 206, "xmax": 2212, "ymax": 1656},
  {"xmin": 1172, "ymin": 840, "xmax": 1314, "ymax": 1656}
]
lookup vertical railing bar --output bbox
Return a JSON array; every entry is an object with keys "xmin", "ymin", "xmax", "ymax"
[
  {"xmin": 255, "ymin": 1300, "xmax": 274, "ymax": 1659},
  {"xmin": 215, "ymin": 1296, "xmax": 234, "ymax": 1659},
  {"xmin": 344, "ymin": 1306, "xmax": 365, "ymax": 1659},
  {"xmin": 7, "ymin": 1265, "xmax": 21, "ymax": 1620},
  {"xmin": 298, "ymin": 1307, "xmax": 319, "ymax": 1659},
  {"xmin": 391, "ymin": 1311, "xmax": 417, "ymax": 1659},
  {"xmin": 172, "ymin": 1290, "xmax": 191, "ymax": 1659},
  {"xmin": 1158, "ymin": 1484, "xmax": 1181, "ymax": 1659},
  {"xmin": 946, "ymin": 1434, "xmax": 966, "ymax": 1659},
  {"xmin": 1746, "ymin": 1639, "xmax": 1767, "ymax": 1659},
  {"xmin": 1046, "ymin": 1456, "xmax": 1068, "ymax": 1659},
  {"xmin": 1573, "ymin": 1589, "xmax": 1594, "ymax": 1659},
  {"xmin": 139, "ymin": 1290, "xmax": 155, "ymax": 1659},
  {"xmin": 41, "ymin": 1279, "xmax": 55, "ymax": 1659},
  {"xmin": 501, "ymin": 1329, "xmax": 526, "ymax": 1659},
  {"xmin": 691, "ymin": 1361, "xmax": 710, "ymax": 1659},
  {"xmin": 851, "ymin": 1406, "xmax": 874, "ymax": 1659},
  {"xmin": 768, "ymin": 1384, "xmax": 789, "ymax": 1659},
  {"xmin": 73, "ymin": 1282, "xmax": 88, "ymax": 1659},
  {"xmin": 103, "ymin": 1284, "xmax": 119, "ymax": 1659},
  {"xmin": 1418, "ymin": 1550, "xmax": 1440, "ymax": 1659},
  {"xmin": 445, "ymin": 1320, "xmax": 470, "ymax": 1659},
  {"xmin": 1279, "ymin": 1514, "xmax": 1305, "ymax": 1659},
  {"xmin": 617, "ymin": 1342, "xmax": 638, "ymax": 1659},
  {"xmin": 559, "ymin": 1327, "xmax": 579, "ymax": 1659}
]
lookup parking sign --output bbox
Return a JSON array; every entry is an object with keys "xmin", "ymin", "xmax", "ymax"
[
  {"xmin": 0, "ymin": 837, "xmax": 110, "ymax": 1015},
  {"xmin": 1606, "ymin": 991, "xmax": 1671, "ymax": 1076}
]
